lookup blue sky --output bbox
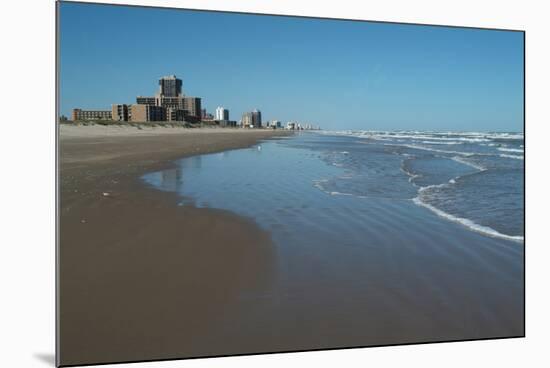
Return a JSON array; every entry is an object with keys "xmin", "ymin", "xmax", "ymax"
[{"xmin": 59, "ymin": 2, "xmax": 524, "ymax": 132}]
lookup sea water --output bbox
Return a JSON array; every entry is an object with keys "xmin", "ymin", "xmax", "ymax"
[
  {"xmin": 314, "ymin": 130, "xmax": 524, "ymax": 241},
  {"xmin": 142, "ymin": 131, "xmax": 524, "ymax": 344},
  {"xmin": 144, "ymin": 131, "xmax": 524, "ymax": 243}
]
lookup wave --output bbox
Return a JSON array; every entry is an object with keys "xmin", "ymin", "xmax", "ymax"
[
  {"xmin": 413, "ymin": 175, "xmax": 523, "ymax": 243},
  {"xmin": 329, "ymin": 191, "xmax": 354, "ymax": 196},
  {"xmin": 386, "ymin": 142, "xmax": 525, "ymax": 164},
  {"xmin": 365, "ymin": 134, "xmax": 490, "ymax": 143},
  {"xmin": 500, "ymin": 154, "xmax": 524, "ymax": 160},
  {"xmin": 450, "ymin": 156, "xmax": 486, "ymax": 171},
  {"xmin": 412, "ymin": 196, "xmax": 524, "ymax": 243},
  {"xmin": 417, "ymin": 182, "xmax": 450, "ymax": 194},
  {"xmin": 421, "ymin": 140, "xmax": 464, "ymax": 145},
  {"xmin": 498, "ymin": 147, "xmax": 524, "ymax": 153},
  {"xmin": 318, "ymin": 130, "xmax": 523, "ymax": 143},
  {"xmin": 400, "ymin": 166, "xmax": 421, "ymax": 183},
  {"xmin": 387, "ymin": 143, "xmax": 477, "ymax": 157}
]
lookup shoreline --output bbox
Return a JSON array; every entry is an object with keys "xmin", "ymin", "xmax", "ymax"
[{"xmin": 59, "ymin": 125, "xmax": 293, "ymax": 365}]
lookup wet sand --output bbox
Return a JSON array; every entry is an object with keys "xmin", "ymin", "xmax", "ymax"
[{"xmin": 58, "ymin": 125, "xmax": 292, "ymax": 366}]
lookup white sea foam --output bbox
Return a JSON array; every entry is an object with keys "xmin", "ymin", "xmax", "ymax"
[
  {"xmin": 389, "ymin": 143, "xmax": 477, "ymax": 157},
  {"xmin": 450, "ymin": 156, "xmax": 486, "ymax": 171},
  {"xmin": 318, "ymin": 130, "xmax": 524, "ymax": 143},
  {"xmin": 319, "ymin": 130, "xmax": 524, "ymax": 145},
  {"xmin": 412, "ymin": 197, "xmax": 524, "ymax": 243},
  {"xmin": 484, "ymin": 133, "xmax": 524, "ymax": 140},
  {"xmin": 421, "ymin": 140, "xmax": 463, "ymax": 145},
  {"xmin": 417, "ymin": 182, "xmax": 449, "ymax": 194},
  {"xmin": 312, "ymin": 179, "xmax": 329, "ymax": 192},
  {"xmin": 500, "ymin": 154, "xmax": 524, "ymax": 160},
  {"xmin": 364, "ymin": 134, "xmax": 490, "ymax": 143},
  {"xmin": 400, "ymin": 166, "xmax": 421, "ymax": 183},
  {"xmin": 498, "ymin": 147, "xmax": 524, "ymax": 153}
]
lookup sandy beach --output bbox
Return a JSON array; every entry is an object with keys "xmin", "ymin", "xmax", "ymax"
[{"xmin": 58, "ymin": 125, "xmax": 292, "ymax": 365}]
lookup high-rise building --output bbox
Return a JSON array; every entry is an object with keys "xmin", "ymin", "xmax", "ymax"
[
  {"xmin": 242, "ymin": 111, "xmax": 253, "ymax": 127},
  {"xmin": 251, "ymin": 109, "xmax": 262, "ymax": 127},
  {"xmin": 183, "ymin": 97, "xmax": 202, "ymax": 122},
  {"xmin": 158, "ymin": 75, "xmax": 182, "ymax": 97},
  {"xmin": 215, "ymin": 106, "xmax": 229, "ymax": 121}
]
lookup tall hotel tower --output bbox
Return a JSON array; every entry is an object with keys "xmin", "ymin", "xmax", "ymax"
[{"xmin": 158, "ymin": 75, "xmax": 183, "ymax": 97}]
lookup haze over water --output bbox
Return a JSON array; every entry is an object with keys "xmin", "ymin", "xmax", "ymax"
[{"xmin": 142, "ymin": 132, "xmax": 523, "ymax": 346}]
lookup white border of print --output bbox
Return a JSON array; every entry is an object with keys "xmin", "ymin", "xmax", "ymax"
[{"xmin": 0, "ymin": 0, "xmax": 548, "ymax": 367}]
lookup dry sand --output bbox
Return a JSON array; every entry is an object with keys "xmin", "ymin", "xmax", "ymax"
[{"xmin": 58, "ymin": 125, "xmax": 292, "ymax": 365}]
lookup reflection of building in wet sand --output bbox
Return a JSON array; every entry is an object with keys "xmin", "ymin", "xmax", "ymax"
[
  {"xmin": 180, "ymin": 155, "xmax": 203, "ymax": 169},
  {"xmin": 160, "ymin": 169, "xmax": 183, "ymax": 192}
]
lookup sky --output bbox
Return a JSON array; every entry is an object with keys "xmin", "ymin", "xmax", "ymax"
[{"xmin": 59, "ymin": 2, "xmax": 524, "ymax": 132}]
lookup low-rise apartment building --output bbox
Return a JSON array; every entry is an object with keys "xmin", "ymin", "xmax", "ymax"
[{"xmin": 71, "ymin": 109, "xmax": 112, "ymax": 121}]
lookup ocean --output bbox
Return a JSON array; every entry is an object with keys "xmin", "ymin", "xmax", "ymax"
[
  {"xmin": 315, "ymin": 130, "xmax": 524, "ymax": 242},
  {"xmin": 142, "ymin": 131, "xmax": 524, "ymax": 346},
  {"xmin": 144, "ymin": 130, "xmax": 524, "ymax": 243}
]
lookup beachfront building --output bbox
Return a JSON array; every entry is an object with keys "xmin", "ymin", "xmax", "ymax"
[
  {"xmin": 158, "ymin": 75, "xmax": 183, "ymax": 97},
  {"xmin": 252, "ymin": 109, "xmax": 262, "ymax": 127},
  {"xmin": 130, "ymin": 104, "xmax": 165, "ymax": 122},
  {"xmin": 241, "ymin": 109, "xmax": 262, "ymax": 128},
  {"xmin": 158, "ymin": 96, "xmax": 185, "ymax": 110},
  {"xmin": 215, "ymin": 106, "xmax": 229, "ymax": 121},
  {"xmin": 71, "ymin": 108, "xmax": 112, "ymax": 121},
  {"xmin": 112, "ymin": 104, "xmax": 131, "ymax": 121},
  {"xmin": 183, "ymin": 97, "xmax": 202, "ymax": 122},
  {"xmin": 266, "ymin": 120, "xmax": 281, "ymax": 129},
  {"xmin": 242, "ymin": 111, "xmax": 253, "ymax": 127},
  {"xmin": 134, "ymin": 76, "xmax": 201, "ymax": 122},
  {"xmin": 136, "ymin": 96, "xmax": 157, "ymax": 105},
  {"xmin": 75, "ymin": 75, "xmax": 207, "ymax": 124},
  {"xmin": 166, "ymin": 108, "xmax": 186, "ymax": 122},
  {"xmin": 219, "ymin": 120, "xmax": 237, "ymax": 127}
]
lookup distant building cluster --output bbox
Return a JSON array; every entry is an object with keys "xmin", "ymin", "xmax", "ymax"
[
  {"xmin": 266, "ymin": 120, "xmax": 282, "ymax": 129},
  {"xmin": 285, "ymin": 122, "xmax": 319, "ymax": 130},
  {"xmin": 71, "ymin": 75, "xmax": 202, "ymax": 123},
  {"xmin": 69, "ymin": 74, "xmax": 319, "ymax": 129},
  {"xmin": 241, "ymin": 109, "xmax": 262, "ymax": 128}
]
